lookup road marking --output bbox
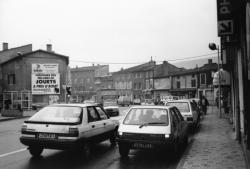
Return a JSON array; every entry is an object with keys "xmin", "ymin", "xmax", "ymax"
[{"xmin": 0, "ymin": 148, "xmax": 27, "ymax": 158}]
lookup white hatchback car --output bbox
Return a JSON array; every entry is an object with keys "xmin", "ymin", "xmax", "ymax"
[
  {"xmin": 20, "ymin": 103, "xmax": 118, "ymax": 157},
  {"xmin": 166, "ymin": 100, "xmax": 199, "ymax": 129},
  {"xmin": 116, "ymin": 105, "xmax": 189, "ymax": 158}
]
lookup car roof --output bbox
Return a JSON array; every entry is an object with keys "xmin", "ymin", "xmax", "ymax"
[
  {"xmin": 129, "ymin": 105, "xmax": 175, "ymax": 109},
  {"xmin": 167, "ymin": 99, "xmax": 191, "ymax": 103},
  {"xmin": 48, "ymin": 103, "xmax": 99, "ymax": 107}
]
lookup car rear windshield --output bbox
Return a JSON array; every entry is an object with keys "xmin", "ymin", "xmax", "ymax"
[
  {"xmin": 123, "ymin": 108, "xmax": 169, "ymax": 126},
  {"xmin": 166, "ymin": 102, "xmax": 190, "ymax": 112},
  {"xmin": 28, "ymin": 106, "xmax": 82, "ymax": 123}
]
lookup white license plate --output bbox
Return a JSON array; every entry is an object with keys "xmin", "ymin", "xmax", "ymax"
[
  {"xmin": 38, "ymin": 133, "xmax": 57, "ymax": 139},
  {"xmin": 133, "ymin": 143, "xmax": 153, "ymax": 149}
]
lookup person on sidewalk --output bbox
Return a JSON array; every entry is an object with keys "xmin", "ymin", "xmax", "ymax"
[{"xmin": 199, "ymin": 95, "xmax": 209, "ymax": 115}]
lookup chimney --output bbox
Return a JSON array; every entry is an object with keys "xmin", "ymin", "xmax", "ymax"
[
  {"xmin": 208, "ymin": 59, "xmax": 212, "ymax": 64},
  {"xmin": 2, "ymin": 42, "xmax": 8, "ymax": 51},
  {"xmin": 46, "ymin": 44, "xmax": 52, "ymax": 52}
]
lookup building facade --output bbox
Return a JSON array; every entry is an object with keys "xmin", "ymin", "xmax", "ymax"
[
  {"xmin": 0, "ymin": 43, "xmax": 69, "ymax": 111},
  {"xmin": 70, "ymin": 65, "xmax": 109, "ymax": 102}
]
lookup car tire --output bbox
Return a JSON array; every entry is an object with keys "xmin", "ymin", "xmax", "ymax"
[
  {"xmin": 170, "ymin": 140, "xmax": 180, "ymax": 160},
  {"xmin": 118, "ymin": 143, "xmax": 130, "ymax": 158},
  {"xmin": 29, "ymin": 146, "xmax": 43, "ymax": 157},
  {"xmin": 183, "ymin": 135, "xmax": 188, "ymax": 149},
  {"xmin": 83, "ymin": 143, "xmax": 91, "ymax": 159}
]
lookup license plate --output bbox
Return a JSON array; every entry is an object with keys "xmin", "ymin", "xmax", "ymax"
[
  {"xmin": 133, "ymin": 143, "xmax": 153, "ymax": 149},
  {"xmin": 38, "ymin": 133, "xmax": 57, "ymax": 139}
]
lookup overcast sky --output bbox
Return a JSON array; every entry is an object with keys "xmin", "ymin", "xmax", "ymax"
[{"xmin": 0, "ymin": 0, "xmax": 219, "ymax": 71}]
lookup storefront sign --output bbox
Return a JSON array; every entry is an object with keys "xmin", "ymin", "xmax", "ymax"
[
  {"xmin": 217, "ymin": 0, "xmax": 234, "ymax": 36},
  {"xmin": 32, "ymin": 64, "xmax": 58, "ymax": 74},
  {"xmin": 31, "ymin": 64, "xmax": 60, "ymax": 95}
]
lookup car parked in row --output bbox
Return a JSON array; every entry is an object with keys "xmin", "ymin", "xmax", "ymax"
[
  {"xmin": 103, "ymin": 100, "xmax": 120, "ymax": 117},
  {"xmin": 165, "ymin": 99, "xmax": 199, "ymax": 130},
  {"xmin": 20, "ymin": 103, "xmax": 119, "ymax": 158},
  {"xmin": 116, "ymin": 105, "xmax": 189, "ymax": 158}
]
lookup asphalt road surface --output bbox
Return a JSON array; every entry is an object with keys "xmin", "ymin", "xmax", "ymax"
[{"xmin": 0, "ymin": 106, "xmax": 183, "ymax": 169}]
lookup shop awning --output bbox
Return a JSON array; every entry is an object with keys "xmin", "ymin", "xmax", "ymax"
[{"xmin": 213, "ymin": 69, "xmax": 230, "ymax": 86}]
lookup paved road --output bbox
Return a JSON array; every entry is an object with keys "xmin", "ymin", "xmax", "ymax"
[{"xmin": 0, "ymin": 106, "xmax": 182, "ymax": 169}]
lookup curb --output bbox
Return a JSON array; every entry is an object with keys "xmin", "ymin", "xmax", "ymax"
[
  {"xmin": 0, "ymin": 116, "xmax": 30, "ymax": 122},
  {"xmin": 176, "ymin": 138, "xmax": 195, "ymax": 169}
]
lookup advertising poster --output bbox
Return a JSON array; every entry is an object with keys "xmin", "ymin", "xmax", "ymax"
[{"xmin": 31, "ymin": 64, "xmax": 60, "ymax": 95}]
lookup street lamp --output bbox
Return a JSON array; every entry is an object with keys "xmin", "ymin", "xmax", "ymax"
[{"xmin": 209, "ymin": 43, "xmax": 221, "ymax": 118}]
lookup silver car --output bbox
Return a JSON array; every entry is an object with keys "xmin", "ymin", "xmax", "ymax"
[{"xmin": 20, "ymin": 103, "xmax": 118, "ymax": 158}]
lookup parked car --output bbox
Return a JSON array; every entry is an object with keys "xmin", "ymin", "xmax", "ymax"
[
  {"xmin": 20, "ymin": 103, "xmax": 118, "ymax": 158},
  {"xmin": 141, "ymin": 99, "xmax": 155, "ymax": 105},
  {"xmin": 132, "ymin": 98, "xmax": 141, "ymax": 105},
  {"xmin": 116, "ymin": 105, "xmax": 189, "ymax": 158},
  {"xmin": 103, "ymin": 100, "xmax": 119, "ymax": 117},
  {"xmin": 117, "ymin": 96, "xmax": 131, "ymax": 106},
  {"xmin": 166, "ymin": 99, "xmax": 199, "ymax": 130},
  {"xmin": 189, "ymin": 98, "xmax": 202, "ymax": 120},
  {"xmin": 31, "ymin": 102, "xmax": 48, "ymax": 110}
]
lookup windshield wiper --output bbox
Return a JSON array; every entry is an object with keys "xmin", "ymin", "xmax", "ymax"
[{"xmin": 139, "ymin": 122, "xmax": 166, "ymax": 128}]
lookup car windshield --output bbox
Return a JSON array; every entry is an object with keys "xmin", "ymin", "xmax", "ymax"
[
  {"xmin": 104, "ymin": 101, "xmax": 117, "ymax": 107},
  {"xmin": 123, "ymin": 108, "xmax": 169, "ymax": 126},
  {"xmin": 166, "ymin": 102, "xmax": 190, "ymax": 112},
  {"xmin": 29, "ymin": 106, "xmax": 82, "ymax": 123}
]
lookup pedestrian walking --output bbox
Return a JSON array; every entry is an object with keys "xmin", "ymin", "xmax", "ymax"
[{"xmin": 199, "ymin": 95, "xmax": 209, "ymax": 115}]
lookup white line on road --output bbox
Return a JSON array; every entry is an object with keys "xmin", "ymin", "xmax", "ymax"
[{"xmin": 0, "ymin": 148, "xmax": 27, "ymax": 158}]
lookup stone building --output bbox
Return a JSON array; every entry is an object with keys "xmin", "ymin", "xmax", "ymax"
[{"xmin": 0, "ymin": 43, "xmax": 69, "ymax": 113}]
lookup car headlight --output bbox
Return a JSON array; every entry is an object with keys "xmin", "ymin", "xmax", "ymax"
[
  {"xmin": 118, "ymin": 131, "xmax": 123, "ymax": 136},
  {"xmin": 21, "ymin": 124, "xmax": 27, "ymax": 132}
]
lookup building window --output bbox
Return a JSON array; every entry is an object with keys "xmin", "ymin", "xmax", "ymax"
[
  {"xmin": 176, "ymin": 76, "xmax": 180, "ymax": 79},
  {"xmin": 200, "ymin": 73, "xmax": 206, "ymax": 85},
  {"xmin": 138, "ymin": 82, "xmax": 141, "ymax": 89},
  {"xmin": 8, "ymin": 74, "xmax": 15, "ymax": 85},
  {"xmin": 192, "ymin": 74, "xmax": 195, "ymax": 78},
  {"xmin": 191, "ymin": 79, "xmax": 196, "ymax": 87},
  {"xmin": 176, "ymin": 81, "xmax": 180, "ymax": 88}
]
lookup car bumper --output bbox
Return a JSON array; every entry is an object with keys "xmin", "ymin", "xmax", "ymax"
[
  {"xmin": 20, "ymin": 136, "xmax": 80, "ymax": 150},
  {"xmin": 116, "ymin": 137, "xmax": 173, "ymax": 149}
]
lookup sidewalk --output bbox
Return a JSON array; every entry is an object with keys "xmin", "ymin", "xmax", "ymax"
[
  {"xmin": 0, "ymin": 110, "xmax": 36, "ymax": 122},
  {"xmin": 177, "ymin": 106, "xmax": 248, "ymax": 169}
]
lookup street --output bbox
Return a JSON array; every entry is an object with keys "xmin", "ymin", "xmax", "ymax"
[{"xmin": 0, "ymin": 107, "xmax": 184, "ymax": 169}]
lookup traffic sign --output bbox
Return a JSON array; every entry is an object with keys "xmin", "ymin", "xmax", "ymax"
[{"xmin": 218, "ymin": 20, "xmax": 233, "ymax": 36}]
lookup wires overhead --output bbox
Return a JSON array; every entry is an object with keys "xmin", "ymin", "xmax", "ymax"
[{"xmin": 69, "ymin": 52, "xmax": 218, "ymax": 65}]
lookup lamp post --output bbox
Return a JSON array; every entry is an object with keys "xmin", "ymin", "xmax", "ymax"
[{"xmin": 209, "ymin": 43, "xmax": 221, "ymax": 118}]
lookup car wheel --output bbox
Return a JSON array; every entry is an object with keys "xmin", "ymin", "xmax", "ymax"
[
  {"xmin": 83, "ymin": 143, "xmax": 91, "ymax": 159},
  {"xmin": 170, "ymin": 140, "xmax": 180, "ymax": 160},
  {"xmin": 118, "ymin": 143, "xmax": 130, "ymax": 158},
  {"xmin": 29, "ymin": 146, "xmax": 43, "ymax": 157},
  {"xmin": 183, "ymin": 135, "xmax": 188, "ymax": 149}
]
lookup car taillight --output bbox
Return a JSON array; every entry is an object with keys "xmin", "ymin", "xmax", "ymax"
[
  {"xmin": 69, "ymin": 128, "xmax": 79, "ymax": 137},
  {"xmin": 21, "ymin": 125, "xmax": 27, "ymax": 133}
]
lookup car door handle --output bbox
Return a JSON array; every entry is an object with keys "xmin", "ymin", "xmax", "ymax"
[{"xmin": 92, "ymin": 125, "xmax": 95, "ymax": 128}]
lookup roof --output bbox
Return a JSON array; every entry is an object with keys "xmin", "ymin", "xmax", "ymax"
[
  {"xmin": 71, "ymin": 65, "xmax": 108, "ymax": 72},
  {"xmin": 0, "ymin": 49, "xmax": 69, "ymax": 65},
  {"xmin": 129, "ymin": 105, "xmax": 174, "ymax": 109},
  {"xmin": 49, "ymin": 103, "xmax": 98, "ymax": 107},
  {"xmin": 113, "ymin": 61, "xmax": 156, "ymax": 74},
  {"xmin": 167, "ymin": 99, "xmax": 191, "ymax": 103}
]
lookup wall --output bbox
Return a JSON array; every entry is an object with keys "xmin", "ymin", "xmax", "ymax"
[{"xmin": 1, "ymin": 51, "xmax": 68, "ymax": 104}]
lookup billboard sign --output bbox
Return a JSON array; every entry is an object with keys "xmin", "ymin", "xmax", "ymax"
[{"xmin": 32, "ymin": 64, "xmax": 60, "ymax": 95}]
